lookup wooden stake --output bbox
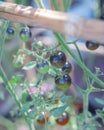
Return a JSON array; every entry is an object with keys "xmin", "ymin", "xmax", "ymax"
[{"xmin": 0, "ymin": 2, "xmax": 104, "ymax": 44}]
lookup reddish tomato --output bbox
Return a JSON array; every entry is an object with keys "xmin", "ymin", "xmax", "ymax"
[
  {"xmin": 37, "ymin": 111, "xmax": 50, "ymax": 125},
  {"xmin": 73, "ymin": 102, "xmax": 83, "ymax": 113},
  {"xmin": 56, "ymin": 112, "xmax": 70, "ymax": 126}
]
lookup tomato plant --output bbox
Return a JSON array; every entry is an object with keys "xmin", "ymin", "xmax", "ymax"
[{"xmin": 0, "ymin": 1, "xmax": 104, "ymax": 130}]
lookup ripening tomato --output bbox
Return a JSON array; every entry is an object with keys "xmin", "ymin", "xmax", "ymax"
[
  {"xmin": 50, "ymin": 51, "xmax": 66, "ymax": 68},
  {"xmin": 37, "ymin": 111, "xmax": 50, "ymax": 125},
  {"xmin": 19, "ymin": 28, "xmax": 32, "ymax": 42},
  {"xmin": 55, "ymin": 74, "xmax": 71, "ymax": 91},
  {"xmin": 85, "ymin": 41, "xmax": 99, "ymax": 50},
  {"xmin": 73, "ymin": 102, "xmax": 83, "ymax": 113},
  {"xmin": 62, "ymin": 61, "xmax": 72, "ymax": 74},
  {"xmin": 6, "ymin": 27, "xmax": 15, "ymax": 40},
  {"xmin": 36, "ymin": 61, "xmax": 49, "ymax": 74},
  {"xmin": 56, "ymin": 112, "xmax": 70, "ymax": 126}
]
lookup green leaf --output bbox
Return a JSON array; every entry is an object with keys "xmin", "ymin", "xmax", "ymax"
[
  {"xmin": 27, "ymin": 108, "xmax": 37, "ymax": 119},
  {"xmin": 21, "ymin": 92, "xmax": 28, "ymax": 102},
  {"xmin": 20, "ymin": 103, "xmax": 30, "ymax": 114},
  {"xmin": 50, "ymin": 105, "xmax": 67, "ymax": 117},
  {"xmin": 22, "ymin": 61, "xmax": 36, "ymax": 70},
  {"xmin": 9, "ymin": 74, "xmax": 23, "ymax": 87},
  {"xmin": 95, "ymin": 98, "xmax": 104, "ymax": 105},
  {"xmin": 60, "ymin": 95, "xmax": 72, "ymax": 103},
  {"xmin": 96, "ymin": 109, "xmax": 104, "ymax": 123},
  {"xmin": 87, "ymin": 124, "xmax": 97, "ymax": 130},
  {"xmin": 0, "ymin": 116, "xmax": 17, "ymax": 130}
]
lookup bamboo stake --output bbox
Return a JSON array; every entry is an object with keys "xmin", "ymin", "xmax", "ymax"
[{"xmin": 0, "ymin": 2, "xmax": 104, "ymax": 44}]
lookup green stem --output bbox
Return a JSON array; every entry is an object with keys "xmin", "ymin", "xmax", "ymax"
[
  {"xmin": 35, "ymin": 0, "xmax": 45, "ymax": 8},
  {"xmin": 0, "ymin": 20, "xmax": 9, "ymax": 63},
  {"xmin": 26, "ymin": 119, "xmax": 35, "ymax": 130},
  {"xmin": 0, "ymin": 67, "xmax": 36, "ymax": 130},
  {"xmin": 64, "ymin": 0, "xmax": 72, "ymax": 12},
  {"xmin": 0, "ymin": 66, "xmax": 22, "ymax": 108},
  {"xmin": 52, "ymin": 0, "xmax": 60, "ymax": 11},
  {"xmin": 82, "ymin": 91, "xmax": 89, "ymax": 122},
  {"xmin": 70, "ymin": 108, "xmax": 78, "ymax": 130},
  {"xmin": 54, "ymin": 32, "xmax": 104, "ymax": 88},
  {"xmin": 73, "ymin": 42, "xmax": 83, "ymax": 62}
]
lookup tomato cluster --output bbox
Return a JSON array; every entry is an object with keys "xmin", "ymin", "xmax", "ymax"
[
  {"xmin": 50, "ymin": 50, "xmax": 72, "ymax": 91},
  {"xmin": 37, "ymin": 111, "xmax": 70, "ymax": 126},
  {"xmin": 5, "ymin": 26, "xmax": 32, "ymax": 42}
]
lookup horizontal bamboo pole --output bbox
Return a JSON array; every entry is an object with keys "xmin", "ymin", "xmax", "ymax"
[{"xmin": 0, "ymin": 2, "xmax": 104, "ymax": 44}]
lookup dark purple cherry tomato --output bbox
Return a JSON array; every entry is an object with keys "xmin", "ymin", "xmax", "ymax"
[
  {"xmin": 56, "ymin": 112, "xmax": 70, "ymax": 126},
  {"xmin": 36, "ymin": 61, "xmax": 49, "ymax": 74},
  {"xmin": 20, "ymin": 28, "xmax": 32, "ymax": 42},
  {"xmin": 6, "ymin": 27, "xmax": 15, "ymax": 40},
  {"xmin": 85, "ymin": 41, "xmax": 99, "ymax": 50},
  {"xmin": 55, "ymin": 74, "xmax": 71, "ymax": 91},
  {"xmin": 50, "ymin": 51, "xmax": 66, "ymax": 68},
  {"xmin": 62, "ymin": 61, "xmax": 72, "ymax": 74}
]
